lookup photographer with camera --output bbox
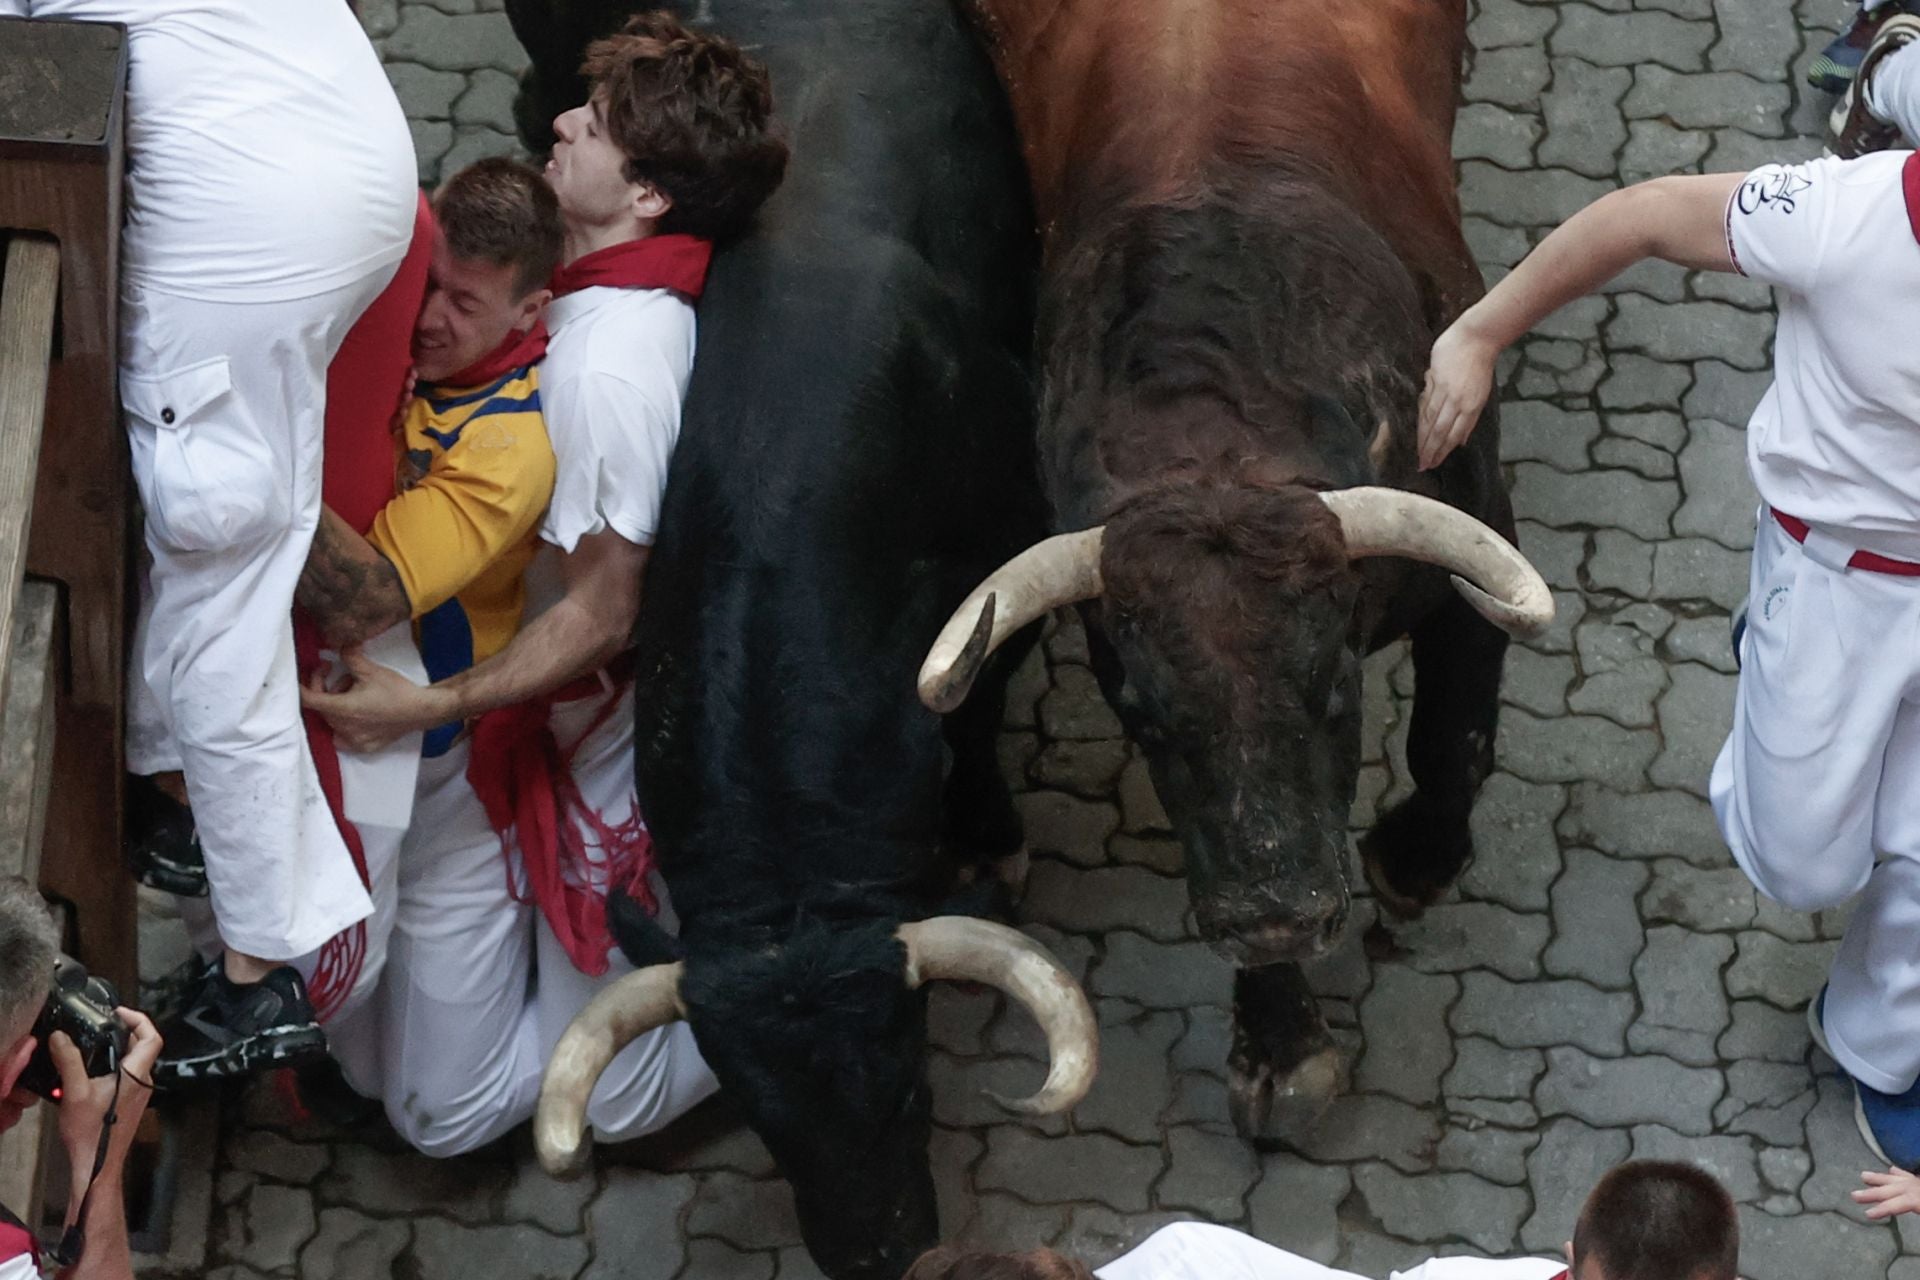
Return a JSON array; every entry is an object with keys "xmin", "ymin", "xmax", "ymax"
[{"xmin": 0, "ymin": 878, "xmax": 159, "ymax": 1280}]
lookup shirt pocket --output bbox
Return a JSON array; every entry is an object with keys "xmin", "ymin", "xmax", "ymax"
[{"xmin": 121, "ymin": 357, "xmax": 289, "ymax": 553}]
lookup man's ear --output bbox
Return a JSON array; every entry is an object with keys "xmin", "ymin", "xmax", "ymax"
[
  {"xmin": 632, "ymin": 181, "xmax": 673, "ymax": 225},
  {"xmin": 0, "ymin": 1033, "xmax": 35, "ymax": 1098},
  {"xmin": 518, "ymin": 287, "xmax": 554, "ymax": 330}
]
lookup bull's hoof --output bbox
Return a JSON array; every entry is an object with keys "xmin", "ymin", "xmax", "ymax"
[
  {"xmin": 1227, "ymin": 1043, "xmax": 1347, "ymax": 1144},
  {"xmin": 993, "ymin": 845, "xmax": 1032, "ymax": 900},
  {"xmin": 1358, "ymin": 792, "xmax": 1472, "ymax": 922}
]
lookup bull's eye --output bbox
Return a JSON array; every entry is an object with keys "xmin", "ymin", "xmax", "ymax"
[{"xmin": 1326, "ymin": 685, "xmax": 1347, "ymax": 720}]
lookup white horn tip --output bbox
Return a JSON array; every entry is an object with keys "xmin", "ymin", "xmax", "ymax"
[
  {"xmin": 1450, "ymin": 574, "xmax": 1553, "ymax": 639},
  {"xmin": 917, "ymin": 592, "xmax": 998, "ymax": 713},
  {"xmin": 534, "ymin": 1119, "xmax": 592, "ymax": 1179}
]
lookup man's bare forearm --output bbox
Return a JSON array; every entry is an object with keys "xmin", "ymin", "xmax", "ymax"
[
  {"xmin": 62, "ymin": 1172, "xmax": 131, "ymax": 1280},
  {"xmin": 297, "ymin": 506, "xmax": 412, "ymax": 648},
  {"xmin": 438, "ymin": 592, "xmax": 628, "ymax": 720}
]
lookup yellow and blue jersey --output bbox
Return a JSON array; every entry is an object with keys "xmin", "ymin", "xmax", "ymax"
[{"xmin": 367, "ymin": 363, "xmax": 556, "ymax": 756}]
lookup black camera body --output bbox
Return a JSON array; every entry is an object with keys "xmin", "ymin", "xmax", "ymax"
[{"xmin": 16, "ymin": 955, "xmax": 127, "ymax": 1103}]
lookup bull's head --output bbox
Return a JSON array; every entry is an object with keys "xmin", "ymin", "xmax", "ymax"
[
  {"xmin": 535, "ymin": 917, "xmax": 1097, "ymax": 1280},
  {"xmin": 918, "ymin": 483, "xmax": 1551, "ymax": 967}
]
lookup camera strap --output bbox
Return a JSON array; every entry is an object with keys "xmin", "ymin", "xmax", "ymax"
[{"xmin": 50, "ymin": 1071, "xmax": 120, "ymax": 1269}]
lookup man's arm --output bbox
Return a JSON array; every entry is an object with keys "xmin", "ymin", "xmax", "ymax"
[
  {"xmin": 53, "ymin": 1010, "xmax": 160, "ymax": 1280},
  {"xmin": 1417, "ymin": 171, "xmax": 1745, "ymax": 471},
  {"xmin": 296, "ymin": 505, "xmax": 412, "ymax": 649},
  {"xmin": 303, "ymin": 528, "xmax": 646, "ymax": 752}
]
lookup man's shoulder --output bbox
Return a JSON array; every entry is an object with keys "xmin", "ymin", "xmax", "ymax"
[
  {"xmin": 1391, "ymin": 1257, "xmax": 1567, "ymax": 1280},
  {"xmin": 548, "ymin": 288, "xmax": 695, "ymax": 380}
]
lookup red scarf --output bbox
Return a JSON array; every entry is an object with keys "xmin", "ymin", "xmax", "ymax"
[
  {"xmin": 1905, "ymin": 153, "xmax": 1920, "ymax": 243},
  {"xmin": 550, "ymin": 234, "xmax": 712, "ymax": 300},
  {"xmin": 429, "ymin": 320, "xmax": 550, "ymax": 392}
]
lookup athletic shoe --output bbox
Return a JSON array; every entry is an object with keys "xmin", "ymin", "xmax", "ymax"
[
  {"xmin": 1729, "ymin": 598, "xmax": 1749, "ymax": 672},
  {"xmin": 125, "ymin": 775, "xmax": 208, "ymax": 898},
  {"xmin": 1810, "ymin": 986, "xmax": 1920, "ymax": 1169},
  {"xmin": 1831, "ymin": 12, "xmax": 1920, "ymax": 158},
  {"xmin": 1810, "ymin": 6, "xmax": 1881, "ymax": 94},
  {"xmin": 153, "ymin": 961, "xmax": 327, "ymax": 1086}
]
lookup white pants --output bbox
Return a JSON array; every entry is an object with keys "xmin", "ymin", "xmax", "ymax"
[
  {"xmin": 121, "ymin": 277, "xmax": 402, "ymax": 960},
  {"xmin": 372, "ymin": 737, "xmax": 714, "ymax": 1158},
  {"xmin": 1711, "ymin": 512, "xmax": 1920, "ymax": 1093},
  {"xmin": 1869, "ymin": 40, "xmax": 1920, "ymax": 142}
]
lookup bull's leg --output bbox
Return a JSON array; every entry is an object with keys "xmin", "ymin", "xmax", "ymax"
[
  {"xmin": 941, "ymin": 629, "xmax": 1038, "ymax": 887},
  {"xmin": 1360, "ymin": 591, "xmax": 1508, "ymax": 918},
  {"xmin": 1228, "ymin": 962, "xmax": 1348, "ymax": 1144}
]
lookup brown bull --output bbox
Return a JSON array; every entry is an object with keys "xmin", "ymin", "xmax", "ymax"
[{"xmin": 922, "ymin": 0, "xmax": 1553, "ymax": 1140}]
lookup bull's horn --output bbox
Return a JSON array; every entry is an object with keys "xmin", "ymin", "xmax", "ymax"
[
  {"xmin": 916, "ymin": 529, "xmax": 1104, "ymax": 714},
  {"xmin": 535, "ymin": 962, "xmax": 687, "ymax": 1177},
  {"xmin": 1319, "ymin": 487, "xmax": 1553, "ymax": 638},
  {"xmin": 898, "ymin": 917, "xmax": 1098, "ymax": 1115}
]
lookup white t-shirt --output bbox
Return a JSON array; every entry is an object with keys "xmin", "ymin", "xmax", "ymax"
[
  {"xmin": 1725, "ymin": 150, "xmax": 1920, "ymax": 558},
  {"xmin": 1091, "ymin": 1225, "xmax": 1566, "ymax": 1280},
  {"xmin": 524, "ymin": 283, "xmax": 695, "ymax": 613},
  {"xmin": 0, "ymin": 1, "xmax": 416, "ymax": 303}
]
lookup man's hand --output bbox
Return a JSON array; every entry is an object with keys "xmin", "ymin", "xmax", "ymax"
[
  {"xmin": 1416, "ymin": 320, "xmax": 1501, "ymax": 472},
  {"xmin": 52, "ymin": 1009, "xmax": 159, "ymax": 1212},
  {"xmin": 301, "ymin": 649, "xmax": 460, "ymax": 752},
  {"xmin": 1855, "ymin": 1167, "xmax": 1920, "ymax": 1220}
]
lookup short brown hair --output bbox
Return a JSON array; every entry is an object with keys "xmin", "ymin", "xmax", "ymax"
[
  {"xmin": 581, "ymin": 11, "xmax": 789, "ymax": 243},
  {"xmin": 903, "ymin": 1248, "xmax": 1095, "ymax": 1280},
  {"xmin": 1573, "ymin": 1161, "xmax": 1738, "ymax": 1280},
  {"xmin": 433, "ymin": 157, "xmax": 565, "ymax": 297}
]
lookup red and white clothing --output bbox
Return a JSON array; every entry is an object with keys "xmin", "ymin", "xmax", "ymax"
[
  {"xmin": 8, "ymin": 0, "xmax": 418, "ymax": 961},
  {"xmin": 0, "ymin": 1217, "xmax": 31, "ymax": 1280},
  {"xmin": 1092, "ymin": 1225, "xmax": 1566, "ymax": 1280},
  {"xmin": 1711, "ymin": 151, "xmax": 1920, "ymax": 1094}
]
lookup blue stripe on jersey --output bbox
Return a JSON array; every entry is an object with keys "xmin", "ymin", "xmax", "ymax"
[
  {"xmin": 421, "ymin": 370, "xmax": 520, "ymax": 410},
  {"xmin": 417, "ymin": 597, "xmax": 476, "ymax": 759},
  {"xmin": 419, "ymin": 390, "xmax": 544, "ymax": 451}
]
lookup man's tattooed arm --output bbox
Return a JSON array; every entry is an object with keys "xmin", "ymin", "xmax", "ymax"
[{"xmin": 297, "ymin": 505, "xmax": 413, "ymax": 649}]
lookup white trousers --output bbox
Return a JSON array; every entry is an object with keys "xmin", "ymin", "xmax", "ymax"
[
  {"xmin": 368, "ymin": 737, "xmax": 715, "ymax": 1158},
  {"xmin": 1868, "ymin": 39, "xmax": 1920, "ymax": 143},
  {"xmin": 1711, "ymin": 512, "xmax": 1920, "ymax": 1093},
  {"xmin": 121, "ymin": 277, "xmax": 402, "ymax": 960}
]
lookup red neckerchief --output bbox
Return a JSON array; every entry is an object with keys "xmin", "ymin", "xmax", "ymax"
[
  {"xmin": 1904, "ymin": 153, "xmax": 1920, "ymax": 242},
  {"xmin": 550, "ymin": 234, "xmax": 712, "ymax": 301},
  {"xmin": 428, "ymin": 320, "xmax": 551, "ymax": 392}
]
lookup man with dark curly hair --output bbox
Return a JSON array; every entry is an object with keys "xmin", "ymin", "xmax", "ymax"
[{"xmin": 305, "ymin": 10, "xmax": 787, "ymax": 1153}]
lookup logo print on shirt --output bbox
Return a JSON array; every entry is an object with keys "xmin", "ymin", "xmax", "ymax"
[
  {"xmin": 1737, "ymin": 170, "xmax": 1813, "ymax": 216},
  {"xmin": 1763, "ymin": 584, "xmax": 1791, "ymax": 621}
]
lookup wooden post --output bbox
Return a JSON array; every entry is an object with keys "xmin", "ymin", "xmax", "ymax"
[{"xmin": 0, "ymin": 17, "xmax": 135, "ymax": 994}]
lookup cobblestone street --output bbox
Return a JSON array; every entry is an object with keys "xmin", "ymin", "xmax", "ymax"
[{"xmin": 154, "ymin": 0, "xmax": 1920, "ymax": 1275}]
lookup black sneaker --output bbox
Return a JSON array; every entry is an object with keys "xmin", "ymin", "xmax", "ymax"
[
  {"xmin": 126, "ymin": 774, "xmax": 208, "ymax": 897},
  {"xmin": 291, "ymin": 1057, "xmax": 384, "ymax": 1129},
  {"xmin": 154, "ymin": 962, "xmax": 327, "ymax": 1086}
]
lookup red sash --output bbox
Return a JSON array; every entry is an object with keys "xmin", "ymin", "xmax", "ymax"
[
  {"xmin": 1904, "ymin": 152, "xmax": 1920, "ymax": 243},
  {"xmin": 550, "ymin": 234, "xmax": 711, "ymax": 300},
  {"xmin": 430, "ymin": 320, "xmax": 551, "ymax": 392},
  {"xmin": 302, "ymin": 193, "xmax": 433, "ymax": 1021}
]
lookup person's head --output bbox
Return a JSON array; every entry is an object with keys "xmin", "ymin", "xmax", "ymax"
[
  {"xmin": 0, "ymin": 878, "xmax": 56, "ymax": 1109},
  {"xmin": 903, "ymin": 1247, "xmax": 1095, "ymax": 1280},
  {"xmin": 414, "ymin": 157, "xmax": 565, "ymax": 384},
  {"xmin": 547, "ymin": 11, "xmax": 788, "ymax": 246},
  {"xmin": 1569, "ymin": 1161, "xmax": 1739, "ymax": 1280}
]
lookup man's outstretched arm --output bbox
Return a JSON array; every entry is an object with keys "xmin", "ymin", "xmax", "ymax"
[
  {"xmin": 303, "ymin": 527, "xmax": 647, "ymax": 752},
  {"xmin": 296, "ymin": 505, "xmax": 412, "ymax": 649},
  {"xmin": 1417, "ymin": 171, "xmax": 1745, "ymax": 471}
]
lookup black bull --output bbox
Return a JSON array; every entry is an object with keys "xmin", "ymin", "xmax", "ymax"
[{"xmin": 503, "ymin": 2, "xmax": 1088, "ymax": 1278}]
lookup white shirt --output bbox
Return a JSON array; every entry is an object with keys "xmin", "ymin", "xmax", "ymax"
[
  {"xmin": 1093, "ymin": 1225, "xmax": 1566, "ymax": 1280},
  {"xmin": 1726, "ymin": 151, "xmax": 1920, "ymax": 558},
  {"xmin": 0, "ymin": 1, "xmax": 415, "ymax": 303},
  {"xmin": 524, "ymin": 283, "xmax": 695, "ymax": 613}
]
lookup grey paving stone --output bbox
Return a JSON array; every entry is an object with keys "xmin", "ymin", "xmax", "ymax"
[
  {"xmin": 687, "ymin": 1174, "xmax": 804, "ymax": 1251},
  {"xmin": 1569, "ymin": 615, "xmax": 1668, "ymax": 727},
  {"xmin": 1736, "ymin": 1207, "xmax": 1897, "ymax": 1280},
  {"xmin": 381, "ymin": 8, "xmax": 526, "ymax": 73},
  {"xmin": 977, "ymin": 1129, "xmax": 1162, "ymax": 1212},
  {"xmin": 1607, "ymin": 408, "xmax": 1689, "ymax": 452},
  {"xmin": 1544, "ymin": 847, "xmax": 1649, "ymax": 989},
  {"xmin": 1716, "ymin": 1060, "xmax": 1818, "ymax": 1147},
  {"xmin": 1389, "ymin": 901, "xmax": 1552, "ymax": 982},
  {"xmin": 1551, "ymin": 3, "xmax": 1714, "ymax": 69},
  {"xmin": 1022, "ymin": 862, "xmax": 1189, "ymax": 940},
  {"xmin": 1109, "ymin": 833, "xmax": 1183, "ymax": 875},
  {"xmin": 1511, "ymin": 461, "xmax": 1679, "ymax": 540},
  {"xmin": 1156, "ymin": 1126, "xmax": 1260, "ymax": 1219},
  {"xmin": 1630, "ymin": 926, "xmax": 1734, "ymax": 1066},
  {"xmin": 1503, "ymin": 646, "xmax": 1576, "ymax": 718},
  {"xmin": 1501, "ymin": 400, "xmax": 1600, "ymax": 470},
  {"xmin": 931, "ymin": 1126, "xmax": 984, "ymax": 1239},
  {"xmin": 1628, "ymin": 1125, "xmax": 1762, "ymax": 1201},
  {"xmin": 1464, "ymin": 45, "xmax": 1552, "ymax": 109},
  {"xmin": 955, "ymin": 1193, "xmax": 1069, "ymax": 1252},
  {"xmin": 387, "ymin": 62, "xmax": 468, "ymax": 120},
  {"xmin": 1651, "ymin": 530, "xmax": 1750, "ymax": 608},
  {"xmin": 1608, "ymin": 295, "xmax": 1776, "ymax": 368},
  {"xmin": 1535, "ymin": 294, "xmax": 1614, "ymax": 342},
  {"xmin": 1619, "ymin": 119, "xmax": 1713, "ymax": 183},
  {"xmin": 1798, "ymin": 1075, "xmax": 1886, "ymax": 1215},
  {"xmin": 355, "ymin": 0, "xmax": 401, "ymax": 38},
  {"xmin": 1000, "ymin": 731, "xmax": 1040, "ymax": 781},
  {"xmin": 1118, "ymin": 758, "xmax": 1171, "ymax": 834},
  {"xmin": 1471, "ymin": 0, "xmax": 1559, "ymax": 49},
  {"xmin": 1558, "ymin": 782, "xmax": 1726, "ymax": 865},
  {"xmin": 1041, "ymin": 665, "xmax": 1125, "ymax": 740},
  {"xmin": 1459, "ymin": 162, "xmax": 1614, "ymax": 228},
  {"xmin": 1760, "ymin": 1145, "xmax": 1812, "ymax": 1195},
  {"xmin": 1091, "ymin": 932, "xmax": 1232, "ymax": 1009},
  {"xmin": 226, "ymin": 1184, "xmax": 318, "ymax": 1272},
  {"xmin": 1016, "ymin": 791, "xmax": 1120, "ymax": 867},
  {"xmin": 1289, "ymin": 1093, "xmax": 1443, "ymax": 1174},
  {"xmin": 1675, "ymin": 419, "xmax": 1759, "ymax": 550},
  {"xmin": 409, "ymin": 118, "xmax": 455, "ymax": 184},
  {"xmin": 1515, "ymin": 521, "xmax": 1587, "ymax": 592},
  {"xmin": 411, "ymin": 1217, "xmax": 591, "ymax": 1280},
  {"xmin": 1341, "ymin": 1232, "xmax": 1437, "ymax": 1279},
  {"xmin": 1536, "ymin": 1045, "xmax": 1724, "ymax": 1134},
  {"xmin": 1712, "ymin": 0, "xmax": 1802, "ymax": 77},
  {"xmin": 1692, "ymin": 268, "xmax": 1774, "ymax": 309},
  {"xmin": 1246, "ymin": 1155, "xmax": 1350, "ymax": 1266},
  {"xmin": 1353, "ymin": 1163, "xmax": 1529, "ymax": 1253},
  {"xmin": 1598, "ymin": 352, "xmax": 1693, "ymax": 410},
  {"xmin": 1070, "ymin": 1007, "xmax": 1182, "ymax": 1143},
  {"xmin": 928, "ymin": 986, "xmax": 999, "ymax": 1057},
  {"xmin": 1685, "ymin": 359, "xmax": 1773, "ymax": 424},
  {"xmin": 1520, "ymin": 1119, "xmax": 1631, "ymax": 1252},
  {"xmin": 1172, "ymin": 1007, "xmax": 1234, "ymax": 1079},
  {"xmin": 1355, "ymin": 967, "xmax": 1458, "ymax": 1105},
  {"xmin": 502, "ymin": 1153, "xmax": 600, "ymax": 1235},
  {"xmin": 578, "ymin": 1169, "xmax": 698, "ymax": 1280},
  {"xmin": 315, "ymin": 1144, "xmax": 512, "ymax": 1225},
  {"xmin": 1538, "ymin": 58, "xmax": 1631, "ymax": 178},
  {"xmin": 1055, "ymin": 1209, "xmax": 1198, "ymax": 1271},
  {"xmin": 455, "ymin": 67, "xmax": 521, "ymax": 133},
  {"xmin": 1029, "ymin": 738, "xmax": 1130, "ymax": 798},
  {"xmin": 1462, "ymin": 773, "xmax": 1566, "ymax": 912},
  {"xmin": 1583, "ymin": 525, "xmax": 1659, "ymax": 600},
  {"xmin": 1650, "ymin": 662, "xmax": 1737, "ymax": 796},
  {"xmin": 225, "ymin": 1130, "xmax": 330, "ymax": 1185},
  {"xmin": 1452, "ymin": 1097, "xmax": 1541, "ymax": 1129},
  {"xmin": 1436, "ymin": 1124, "xmax": 1540, "ymax": 1186},
  {"xmin": 682, "ymin": 1240, "xmax": 776, "ymax": 1280},
  {"xmin": 1497, "ymin": 709, "xmax": 1659, "ymax": 791},
  {"xmin": 1591, "ymin": 436, "xmax": 1675, "ymax": 480},
  {"xmin": 1445, "ymin": 1037, "xmax": 1547, "ymax": 1101},
  {"xmin": 1451, "ymin": 971, "xmax": 1635, "ymax": 1055},
  {"xmin": 1665, "ymin": 615, "xmax": 1738, "ymax": 673},
  {"xmin": 1004, "ymin": 647, "xmax": 1049, "ymax": 728},
  {"xmin": 1643, "ymin": 858, "xmax": 1757, "ymax": 932},
  {"xmin": 1464, "ymin": 215, "xmax": 1535, "ymax": 273},
  {"xmin": 1753, "ymin": 894, "xmax": 1819, "ymax": 943},
  {"xmin": 1455, "ymin": 102, "xmax": 1544, "ymax": 167},
  {"xmin": 1165, "ymin": 1070, "xmax": 1233, "ymax": 1130},
  {"xmin": 1726, "ymin": 930, "xmax": 1834, "ymax": 1008},
  {"xmin": 1623, "ymin": 65, "xmax": 1792, "ymax": 135}
]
